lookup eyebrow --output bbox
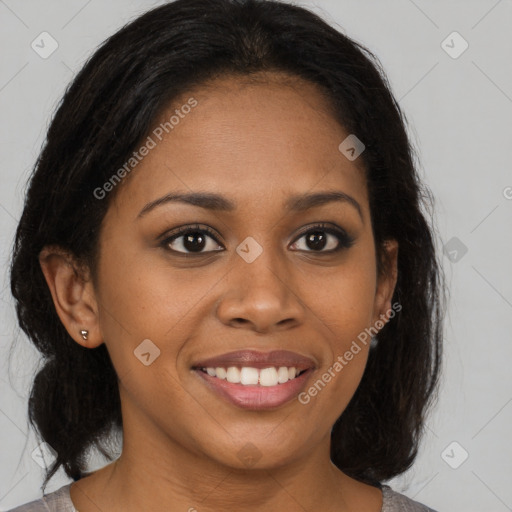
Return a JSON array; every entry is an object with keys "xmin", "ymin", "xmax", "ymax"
[{"xmin": 137, "ymin": 190, "xmax": 363, "ymax": 221}]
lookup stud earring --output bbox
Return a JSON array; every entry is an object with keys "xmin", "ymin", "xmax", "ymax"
[{"xmin": 80, "ymin": 329, "xmax": 89, "ymax": 340}]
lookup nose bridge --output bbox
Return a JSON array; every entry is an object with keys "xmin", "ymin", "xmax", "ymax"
[
  {"xmin": 237, "ymin": 233, "xmax": 291, "ymax": 298},
  {"xmin": 239, "ymin": 238, "xmax": 287, "ymax": 294},
  {"xmin": 216, "ymin": 234, "xmax": 304, "ymax": 331}
]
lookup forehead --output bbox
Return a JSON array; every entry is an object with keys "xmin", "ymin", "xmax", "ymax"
[{"xmin": 111, "ymin": 72, "xmax": 368, "ymax": 218}]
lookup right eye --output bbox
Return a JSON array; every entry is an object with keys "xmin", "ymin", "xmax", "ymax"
[{"xmin": 160, "ymin": 225, "xmax": 225, "ymax": 255}]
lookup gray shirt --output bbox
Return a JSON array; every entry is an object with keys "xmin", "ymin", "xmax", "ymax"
[{"xmin": 6, "ymin": 482, "xmax": 438, "ymax": 511}]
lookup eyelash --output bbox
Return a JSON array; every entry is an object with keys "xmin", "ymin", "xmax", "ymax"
[{"xmin": 160, "ymin": 223, "xmax": 355, "ymax": 256}]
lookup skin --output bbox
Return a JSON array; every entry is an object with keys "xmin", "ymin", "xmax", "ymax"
[{"xmin": 39, "ymin": 72, "xmax": 398, "ymax": 512}]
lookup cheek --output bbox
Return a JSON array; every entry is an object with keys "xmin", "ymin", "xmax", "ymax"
[
  {"xmin": 93, "ymin": 244, "xmax": 199, "ymax": 423},
  {"xmin": 93, "ymin": 239, "xmax": 174, "ymax": 372},
  {"xmin": 297, "ymin": 248, "xmax": 377, "ymax": 413},
  {"xmin": 96, "ymin": 236, "xmax": 191, "ymax": 333},
  {"xmin": 304, "ymin": 248, "xmax": 378, "ymax": 349},
  {"xmin": 94, "ymin": 236, "xmax": 221, "ymax": 376}
]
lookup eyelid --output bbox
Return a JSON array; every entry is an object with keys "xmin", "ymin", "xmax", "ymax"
[
  {"xmin": 159, "ymin": 222, "xmax": 355, "ymax": 255},
  {"xmin": 159, "ymin": 223, "xmax": 224, "ymax": 250},
  {"xmin": 290, "ymin": 222, "xmax": 355, "ymax": 250},
  {"xmin": 160, "ymin": 222, "xmax": 220, "ymax": 238},
  {"xmin": 292, "ymin": 222, "xmax": 350, "ymax": 239}
]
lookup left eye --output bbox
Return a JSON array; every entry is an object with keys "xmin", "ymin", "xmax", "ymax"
[{"xmin": 290, "ymin": 226, "xmax": 355, "ymax": 253}]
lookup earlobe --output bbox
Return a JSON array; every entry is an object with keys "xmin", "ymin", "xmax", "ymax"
[{"xmin": 38, "ymin": 246, "xmax": 103, "ymax": 348}]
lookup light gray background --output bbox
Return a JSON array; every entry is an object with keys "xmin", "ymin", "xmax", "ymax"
[{"xmin": 1, "ymin": 0, "xmax": 511, "ymax": 510}]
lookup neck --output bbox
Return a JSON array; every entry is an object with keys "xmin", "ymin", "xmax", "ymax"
[
  {"xmin": 88, "ymin": 442, "xmax": 347, "ymax": 511},
  {"xmin": 70, "ymin": 394, "xmax": 381, "ymax": 512}
]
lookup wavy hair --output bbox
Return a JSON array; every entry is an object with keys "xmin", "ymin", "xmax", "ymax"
[{"xmin": 10, "ymin": 0, "xmax": 445, "ymax": 492}]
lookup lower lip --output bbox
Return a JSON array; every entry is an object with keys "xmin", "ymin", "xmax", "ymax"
[{"xmin": 194, "ymin": 369, "xmax": 313, "ymax": 410}]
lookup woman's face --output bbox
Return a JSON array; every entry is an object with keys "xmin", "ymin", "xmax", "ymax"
[{"xmin": 89, "ymin": 73, "xmax": 397, "ymax": 470}]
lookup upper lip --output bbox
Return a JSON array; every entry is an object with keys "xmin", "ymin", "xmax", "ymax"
[{"xmin": 192, "ymin": 350, "xmax": 316, "ymax": 371}]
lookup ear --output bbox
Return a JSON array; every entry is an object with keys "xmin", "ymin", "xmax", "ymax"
[
  {"xmin": 39, "ymin": 245, "xmax": 103, "ymax": 348},
  {"xmin": 372, "ymin": 239, "xmax": 399, "ymax": 327}
]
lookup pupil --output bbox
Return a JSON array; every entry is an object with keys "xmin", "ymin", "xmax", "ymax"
[
  {"xmin": 307, "ymin": 231, "xmax": 326, "ymax": 251},
  {"xmin": 181, "ymin": 231, "xmax": 329, "ymax": 252},
  {"xmin": 184, "ymin": 232, "xmax": 206, "ymax": 252}
]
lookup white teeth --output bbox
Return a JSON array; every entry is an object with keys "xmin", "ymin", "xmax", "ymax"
[
  {"xmin": 226, "ymin": 366, "xmax": 241, "ymax": 383},
  {"xmin": 215, "ymin": 367, "xmax": 227, "ymax": 380},
  {"xmin": 240, "ymin": 367, "xmax": 259, "ymax": 385},
  {"xmin": 277, "ymin": 366, "xmax": 289, "ymax": 384},
  {"xmin": 259, "ymin": 367, "xmax": 278, "ymax": 386},
  {"xmin": 202, "ymin": 366, "xmax": 303, "ymax": 386}
]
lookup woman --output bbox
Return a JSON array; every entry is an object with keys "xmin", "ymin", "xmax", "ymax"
[{"xmin": 8, "ymin": 0, "xmax": 444, "ymax": 510}]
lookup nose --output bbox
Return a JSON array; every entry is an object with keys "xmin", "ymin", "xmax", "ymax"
[{"xmin": 215, "ymin": 246, "xmax": 305, "ymax": 334}]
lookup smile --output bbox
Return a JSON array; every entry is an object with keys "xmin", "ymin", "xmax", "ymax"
[
  {"xmin": 192, "ymin": 350, "xmax": 316, "ymax": 410},
  {"xmin": 199, "ymin": 366, "xmax": 307, "ymax": 386}
]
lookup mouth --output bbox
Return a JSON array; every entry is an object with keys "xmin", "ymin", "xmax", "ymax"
[
  {"xmin": 191, "ymin": 350, "xmax": 316, "ymax": 410},
  {"xmin": 197, "ymin": 365, "xmax": 308, "ymax": 385}
]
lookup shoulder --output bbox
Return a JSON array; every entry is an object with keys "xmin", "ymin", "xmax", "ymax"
[
  {"xmin": 5, "ymin": 483, "xmax": 76, "ymax": 512},
  {"xmin": 381, "ymin": 485, "xmax": 439, "ymax": 512}
]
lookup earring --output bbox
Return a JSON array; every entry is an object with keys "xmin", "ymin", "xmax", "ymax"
[
  {"xmin": 80, "ymin": 329, "xmax": 89, "ymax": 340},
  {"xmin": 370, "ymin": 335, "xmax": 378, "ymax": 348}
]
